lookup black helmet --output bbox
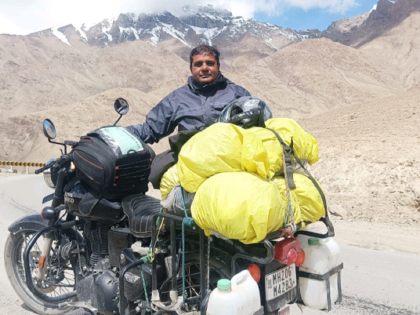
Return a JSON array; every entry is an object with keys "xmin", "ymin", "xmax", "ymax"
[{"xmin": 218, "ymin": 96, "xmax": 273, "ymax": 128}]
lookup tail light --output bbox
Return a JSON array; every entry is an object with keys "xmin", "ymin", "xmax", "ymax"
[
  {"xmin": 295, "ymin": 249, "xmax": 305, "ymax": 267},
  {"xmin": 247, "ymin": 264, "xmax": 261, "ymax": 282},
  {"xmin": 274, "ymin": 238, "xmax": 304, "ymax": 266}
]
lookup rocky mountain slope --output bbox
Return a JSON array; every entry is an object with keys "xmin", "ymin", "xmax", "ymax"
[
  {"xmin": 0, "ymin": 34, "xmax": 189, "ymax": 117},
  {"xmin": 302, "ymin": 83, "xmax": 420, "ymax": 225},
  {"xmin": 323, "ymin": 0, "xmax": 420, "ymax": 47},
  {"xmin": 51, "ymin": 5, "xmax": 320, "ymax": 71},
  {"xmin": 70, "ymin": 5, "xmax": 319, "ymax": 50},
  {"xmin": 228, "ymin": 38, "xmax": 403, "ymax": 117}
]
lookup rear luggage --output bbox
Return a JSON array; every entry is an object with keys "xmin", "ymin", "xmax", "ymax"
[{"xmin": 73, "ymin": 126, "xmax": 154, "ymax": 200}]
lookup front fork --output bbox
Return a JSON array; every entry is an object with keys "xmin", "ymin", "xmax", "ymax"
[
  {"xmin": 31, "ymin": 208, "xmax": 64, "ymax": 282},
  {"xmin": 32, "ymin": 233, "xmax": 53, "ymax": 281},
  {"xmin": 23, "ymin": 220, "xmax": 78, "ymax": 306}
]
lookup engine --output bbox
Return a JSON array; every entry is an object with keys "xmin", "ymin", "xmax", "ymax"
[
  {"xmin": 83, "ymin": 221, "xmax": 113, "ymax": 266},
  {"xmin": 76, "ymin": 258, "xmax": 119, "ymax": 315}
]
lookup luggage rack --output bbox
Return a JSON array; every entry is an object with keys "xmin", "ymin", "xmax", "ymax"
[
  {"xmin": 118, "ymin": 212, "xmax": 279, "ymax": 315},
  {"xmin": 119, "ymin": 213, "xmax": 342, "ymax": 314}
]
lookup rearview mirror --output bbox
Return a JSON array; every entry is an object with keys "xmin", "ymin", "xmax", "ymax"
[
  {"xmin": 114, "ymin": 98, "xmax": 129, "ymax": 115},
  {"xmin": 43, "ymin": 119, "xmax": 57, "ymax": 140}
]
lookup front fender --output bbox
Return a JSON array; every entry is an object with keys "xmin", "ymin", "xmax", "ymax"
[
  {"xmin": 8, "ymin": 214, "xmax": 83, "ymax": 243},
  {"xmin": 8, "ymin": 214, "xmax": 47, "ymax": 236}
]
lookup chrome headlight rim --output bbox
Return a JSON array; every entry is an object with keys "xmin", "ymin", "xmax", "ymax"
[{"xmin": 43, "ymin": 158, "xmax": 58, "ymax": 189}]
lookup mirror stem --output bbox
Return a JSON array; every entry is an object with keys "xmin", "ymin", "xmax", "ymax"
[
  {"xmin": 113, "ymin": 114, "xmax": 123, "ymax": 126},
  {"xmin": 48, "ymin": 139, "xmax": 67, "ymax": 154}
]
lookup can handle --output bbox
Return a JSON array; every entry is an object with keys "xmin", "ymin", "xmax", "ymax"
[{"xmin": 232, "ymin": 270, "xmax": 249, "ymax": 287}]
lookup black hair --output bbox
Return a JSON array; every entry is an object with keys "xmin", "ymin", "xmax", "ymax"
[{"xmin": 189, "ymin": 45, "xmax": 220, "ymax": 68}]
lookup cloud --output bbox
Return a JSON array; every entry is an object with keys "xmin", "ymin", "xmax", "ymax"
[{"xmin": 0, "ymin": 0, "xmax": 360, "ymax": 35}]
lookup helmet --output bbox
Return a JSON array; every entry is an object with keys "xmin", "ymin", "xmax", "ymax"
[{"xmin": 218, "ymin": 96, "xmax": 273, "ymax": 128}]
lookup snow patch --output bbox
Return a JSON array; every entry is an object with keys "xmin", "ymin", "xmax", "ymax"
[
  {"xmin": 370, "ymin": 4, "xmax": 377, "ymax": 12},
  {"xmin": 73, "ymin": 24, "xmax": 88, "ymax": 42},
  {"xmin": 51, "ymin": 28, "xmax": 71, "ymax": 46},
  {"xmin": 148, "ymin": 27, "xmax": 161, "ymax": 46},
  {"xmin": 278, "ymin": 29, "xmax": 297, "ymax": 41},
  {"xmin": 102, "ymin": 18, "xmax": 115, "ymax": 42},
  {"xmin": 265, "ymin": 38, "xmax": 278, "ymax": 51},
  {"xmin": 190, "ymin": 26, "xmax": 225, "ymax": 45},
  {"xmin": 160, "ymin": 23, "xmax": 191, "ymax": 47},
  {"xmin": 232, "ymin": 17, "xmax": 245, "ymax": 26},
  {"xmin": 119, "ymin": 27, "xmax": 140, "ymax": 40}
]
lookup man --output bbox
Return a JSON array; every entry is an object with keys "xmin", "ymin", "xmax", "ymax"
[{"xmin": 127, "ymin": 45, "xmax": 250, "ymax": 144}]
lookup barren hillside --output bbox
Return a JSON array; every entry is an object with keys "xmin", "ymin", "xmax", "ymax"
[
  {"xmin": 359, "ymin": 12, "xmax": 420, "ymax": 89},
  {"xmin": 0, "ymin": 88, "xmax": 161, "ymax": 162},
  {"xmin": 229, "ymin": 38, "xmax": 404, "ymax": 117},
  {"xmin": 301, "ymin": 85, "xmax": 420, "ymax": 225},
  {"xmin": 0, "ymin": 31, "xmax": 189, "ymax": 117}
]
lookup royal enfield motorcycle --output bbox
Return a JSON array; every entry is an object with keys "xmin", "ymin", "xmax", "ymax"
[{"xmin": 4, "ymin": 99, "xmax": 343, "ymax": 315}]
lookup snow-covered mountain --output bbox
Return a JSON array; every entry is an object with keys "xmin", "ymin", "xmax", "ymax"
[{"xmin": 51, "ymin": 5, "xmax": 321, "ymax": 49}]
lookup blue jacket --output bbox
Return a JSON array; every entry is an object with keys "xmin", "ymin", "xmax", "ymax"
[{"xmin": 127, "ymin": 74, "xmax": 250, "ymax": 144}]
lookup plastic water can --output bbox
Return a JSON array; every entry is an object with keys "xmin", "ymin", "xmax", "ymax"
[
  {"xmin": 206, "ymin": 270, "xmax": 261, "ymax": 315},
  {"xmin": 297, "ymin": 224, "xmax": 342, "ymax": 310}
]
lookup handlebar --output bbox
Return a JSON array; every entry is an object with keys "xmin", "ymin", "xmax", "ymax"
[
  {"xmin": 34, "ymin": 162, "xmax": 53, "ymax": 174},
  {"xmin": 34, "ymin": 154, "xmax": 72, "ymax": 174},
  {"xmin": 51, "ymin": 154, "xmax": 72, "ymax": 173},
  {"xmin": 64, "ymin": 140, "xmax": 78, "ymax": 147}
]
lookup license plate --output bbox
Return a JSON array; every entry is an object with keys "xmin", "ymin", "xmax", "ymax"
[
  {"xmin": 279, "ymin": 306, "xmax": 290, "ymax": 315},
  {"xmin": 265, "ymin": 264, "xmax": 296, "ymax": 301}
]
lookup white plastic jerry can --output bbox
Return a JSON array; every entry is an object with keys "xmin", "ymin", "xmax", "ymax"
[
  {"xmin": 206, "ymin": 270, "xmax": 261, "ymax": 315},
  {"xmin": 297, "ymin": 226, "xmax": 342, "ymax": 310}
]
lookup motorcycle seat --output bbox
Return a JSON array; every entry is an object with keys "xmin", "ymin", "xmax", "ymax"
[{"xmin": 122, "ymin": 194, "xmax": 162, "ymax": 238}]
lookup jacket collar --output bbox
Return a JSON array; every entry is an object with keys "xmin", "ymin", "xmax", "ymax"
[{"xmin": 188, "ymin": 73, "xmax": 227, "ymax": 93}]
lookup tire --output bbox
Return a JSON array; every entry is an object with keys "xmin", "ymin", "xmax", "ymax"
[{"xmin": 4, "ymin": 230, "xmax": 76, "ymax": 315}]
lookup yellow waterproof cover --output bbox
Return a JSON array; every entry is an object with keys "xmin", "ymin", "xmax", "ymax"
[
  {"xmin": 160, "ymin": 164, "xmax": 180, "ymax": 200},
  {"xmin": 264, "ymin": 118, "xmax": 319, "ymax": 165},
  {"xmin": 272, "ymin": 173, "xmax": 325, "ymax": 226},
  {"xmin": 177, "ymin": 123, "xmax": 272, "ymax": 193},
  {"xmin": 191, "ymin": 172, "xmax": 286, "ymax": 244}
]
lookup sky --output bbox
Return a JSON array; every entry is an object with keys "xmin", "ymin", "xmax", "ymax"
[{"xmin": 0, "ymin": 0, "xmax": 381, "ymax": 35}]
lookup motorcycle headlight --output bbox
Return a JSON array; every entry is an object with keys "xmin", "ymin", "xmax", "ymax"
[{"xmin": 43, "ymin": 158, "xmax": 58, "ymax": 189}]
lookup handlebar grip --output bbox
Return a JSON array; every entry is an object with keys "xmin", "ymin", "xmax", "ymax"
[
  {"xmin": 34, "ymin": 167, "xmax": 45, "ymax": 174},
  {"xmin": 51, "ymin": 154, "xmax": 71, "ymax": 173},
  {"xmin": 34, "ymin": 161, "xmax": 55, "ymax": 174}
]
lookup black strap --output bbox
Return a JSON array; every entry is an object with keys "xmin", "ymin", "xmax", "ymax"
[
  {"xmin": 268, "ymin": 128, "xmax": 335, "ymax": 237},
  {"xmin": 268, "ymin": 128, "xmax": 331, "ymax": 218},
  {"xmin": 268, "ymin": 129, "xmax": 296, "ymax": 189},
  {"xmin": 291, "ymin": 150, "xmax": 328, "ymax": 215}
]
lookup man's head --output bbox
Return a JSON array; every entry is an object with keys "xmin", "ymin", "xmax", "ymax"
[{"xmin": 189, "ymin": 45, "xmax": 220, "ymax": 84}]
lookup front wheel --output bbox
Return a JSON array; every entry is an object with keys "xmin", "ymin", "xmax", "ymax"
[{"xmin": 4, "ymin": 230, "xmax": 76, "ymax": 315}]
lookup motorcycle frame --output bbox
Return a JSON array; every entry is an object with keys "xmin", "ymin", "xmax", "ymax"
[
  {"xmin": 21, "ymin": 146, "xmax": 341, "ymax": 314},
  {"xmin": 20, "ymin": 209, "xmax": 342, "ymax": 315}
]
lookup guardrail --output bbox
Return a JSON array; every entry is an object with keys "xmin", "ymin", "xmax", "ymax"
[{"xmin": 0, "ymin": 161, "xmax": 46, "ymax": 174}]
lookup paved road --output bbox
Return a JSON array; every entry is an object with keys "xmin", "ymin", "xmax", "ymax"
[{"xmin": 0, "ymin": 175, "xmax": 419, "ymax": 315}]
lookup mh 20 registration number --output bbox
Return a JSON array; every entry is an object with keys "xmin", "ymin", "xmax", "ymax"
[{"xmin": 265, "ymin": 264, "xmax": 297, "ymax": 301}]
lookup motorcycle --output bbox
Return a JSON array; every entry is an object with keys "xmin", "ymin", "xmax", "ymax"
[{"xmin": 4, "ymin": 100, "xmax": 343, "ymax": 315}]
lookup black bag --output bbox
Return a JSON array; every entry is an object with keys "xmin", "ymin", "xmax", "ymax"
[
  {"xmin": 73, "ymin": 126, "xmax": 155, "ymax": 200},
  {"xmin": 65, "ymin": 183, "xmax": 124, "ymax": 223}
]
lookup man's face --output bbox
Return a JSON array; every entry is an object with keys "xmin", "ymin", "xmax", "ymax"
[{"xmin": 190, "ymin": 53, "xmax": 220, "ymax": 84}]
